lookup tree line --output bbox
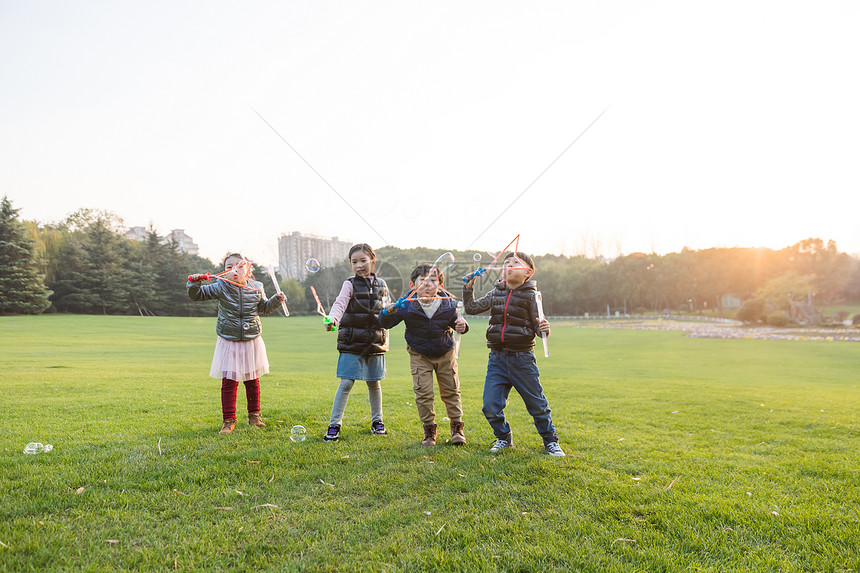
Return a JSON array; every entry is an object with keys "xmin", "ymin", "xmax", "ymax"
[{"xmin": 3, "ymin": 196, "xmax": 859, "ymax": 322}]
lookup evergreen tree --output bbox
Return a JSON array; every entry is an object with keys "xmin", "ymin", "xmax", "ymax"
[
  {"xmin": 50, "ymin": 232, "xmax": 101, "ymax": 313},
  {"xmin": 50, "ymin": 210, "xmax": 133, "ymax": 314},
  {"xmin": 159, "ymin": 240, "xmax": 218, "ymax": 317},
  {"xmin": 127, "ymin": 227, "xmax": 167, "ymax": 315},
  {"xmin": 0, "ymin": 196, "xmax": 52, "ymax": 314}
]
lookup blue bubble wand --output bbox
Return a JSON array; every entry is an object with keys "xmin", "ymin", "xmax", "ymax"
[{"xmin": 382, "ymin": 252, "xmax": 457, "ymax": 316}]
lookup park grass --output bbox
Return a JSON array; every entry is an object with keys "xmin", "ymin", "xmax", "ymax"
[
  {"xmin": 0, "ymin": 315, "xmax": 858, "ymax": 572},
  {"xmin": 822, "ymin": 303, "xmax": 860, "ymax": 320}
]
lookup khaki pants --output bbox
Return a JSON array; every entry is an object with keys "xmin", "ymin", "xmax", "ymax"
[{"xmin": 408, "ymin": 347, "xmax": 463, "ymax": 425}]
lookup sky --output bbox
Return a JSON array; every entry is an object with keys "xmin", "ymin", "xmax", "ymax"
[{"xmin": 2, "ymin": 1, "xmax": 859, "ymax": 266}]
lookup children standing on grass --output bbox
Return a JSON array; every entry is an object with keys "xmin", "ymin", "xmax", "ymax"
[
  {"xmin": 322, "ymin": 244, "xmax": 390, "ymax": 441},
  {"xmin": 188, "ymin": 253, "xmax": 285, "ymax": 434},
  {"xmin": 463, "ymin": 251, "xmax": 565, "ymax": 457},
  {"xmin": 379, "ymin": 264, "xmax": 469, "ymax": 446}
]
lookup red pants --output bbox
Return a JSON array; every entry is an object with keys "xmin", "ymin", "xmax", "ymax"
[{"xmin": 221, "ymin": 378, "xmax": 260, "ymax": 421}]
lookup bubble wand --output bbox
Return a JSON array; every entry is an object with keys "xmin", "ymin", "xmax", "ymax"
[
  {"xmin": 534, "ymin": 290, "xmax": 549, "ymax": 358},
  {"xmin": 265, "ymin": 266, "xmax": 290, "ymax": 316},
  {"xmin": 382, "ymin": 252, "xmax": 457, "ymax": 315},
  {"xmin": 188, "ymin": 260, "xmax": 259, "ymax": 292},
  {"xmin": 463, "ymin": 234, "xmax": 522, "ymax": 283},
  {"xmin": 309, "ymin": 286, "xmax": 336, "ymax": 330},
  {"xmin": 454, "ymin": 301, "xmax": 464, "ymax": 358}
]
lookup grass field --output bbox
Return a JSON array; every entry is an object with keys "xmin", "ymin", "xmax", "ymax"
[{"xmin": 1, "ymin": 315, "xmax": 858, "ymax": 572}]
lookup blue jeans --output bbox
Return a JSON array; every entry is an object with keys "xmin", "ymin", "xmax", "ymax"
[{"xmin": 482, "ymin": 350, "xmax": 558, "ymax": 444}]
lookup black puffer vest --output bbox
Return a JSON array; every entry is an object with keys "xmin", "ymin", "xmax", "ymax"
[
  {"xmin": 337, "ymin": 275, "xmax": 388, "ymax": 356},
  {"xmin": 485, "ymin": 280, "xmax": 539, "ymax": 352}
]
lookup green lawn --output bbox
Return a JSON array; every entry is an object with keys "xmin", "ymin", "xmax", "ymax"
[
  {"xmin": 1, "ymin": 315, "xmax": 858, "ymax": 572},
  {"xmin": 822, "ymin": 303, "xmax": 860, "ymax": 320}
]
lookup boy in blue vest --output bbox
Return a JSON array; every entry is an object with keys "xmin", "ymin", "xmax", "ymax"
[
  {"xmin": 380, "ymin": 264, "xmax": 469, "ymax": 446},
  {"xmin": 463, "ymin": 251, "xmax": 565, "ymax": 457}
]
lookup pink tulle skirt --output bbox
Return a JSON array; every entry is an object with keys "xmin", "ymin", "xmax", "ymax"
[{"xmin": 209, "ymin": 336, "xmax": 270, "ymax": 381}]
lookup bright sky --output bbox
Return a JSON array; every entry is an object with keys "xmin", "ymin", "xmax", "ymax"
[{"xmin": 2, "ymin": 1, "xmax": 859, "ymax": 266}]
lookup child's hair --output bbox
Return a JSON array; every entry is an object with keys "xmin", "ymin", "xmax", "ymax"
[
  {"xmin": 348, "ymin": 243, "xmax": 376, "ymax": 261},
  {"xmin": 410, "ymin": 263, "xmax": 444, "ymax": 286},
  {"xmin": 504, "ymin": 251, "xmax": 535, "ymax": 274},
  {"xmin": 221, "ymin": 252, "xmax": 255, "ymax": 279}
]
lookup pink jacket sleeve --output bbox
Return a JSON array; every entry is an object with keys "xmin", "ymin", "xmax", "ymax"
[{"xmin": 328, "ymin": 280, "xmax": 353, "ymax": 325}]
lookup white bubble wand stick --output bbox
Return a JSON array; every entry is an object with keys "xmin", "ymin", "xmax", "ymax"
[
  {"xmin": 534, "ymin": 290, "xmax": 549, "ymax": 358},
  {"xmin": 454, "ymin": 301, "xmax": 464, "ymax": 358},
  {"xmin": 265, "ymin": 266, "xmax": 290, "ymax": 317}
]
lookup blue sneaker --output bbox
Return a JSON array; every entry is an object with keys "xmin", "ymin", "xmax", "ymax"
[
  {"xmin": 545, "ymin": 441, "xmax": 566, "ymax": 457},
  {"xmin": 489, "ymin": 438, "xmax": 511, "ymax": 454},
  {"xmin": 323, "ymin": 425, "xmax": 340, "ymax": 441},
  {"xmin": 371, "ymin": 420, "xmax": 387, "ymax": 435}
]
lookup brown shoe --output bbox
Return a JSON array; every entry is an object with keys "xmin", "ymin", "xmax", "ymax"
[
  {"xmin": 248, "ymin": 412, "xmax": 266, "ymax": 427},
  {"xmin": 450, "ymin": 420, "xmax": 466, "ymax": 445},
  {"xmin": 219, "ymin": 419, "xmax": 237, "ymax": 434},
  {"xmin": 421, "ymin": 423, "xmax": 437, "ymax": 447}
]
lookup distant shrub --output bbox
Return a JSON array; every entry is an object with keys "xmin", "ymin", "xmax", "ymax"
[
  {"xmin": 766, "ymin": 312, "xmax": 790, "ymax": 327},
  {"xmin": 737, "ymin": 299, "xmax": 766, "ymax": 324}
]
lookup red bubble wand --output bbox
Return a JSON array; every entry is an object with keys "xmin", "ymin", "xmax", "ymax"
[
  {"xmin": 310, "ymin": 286, "xmax": 337, "ymax": 330},
  {"xmin": 188, "ymin": 259, "xmax": 259, "ymax": 292}
]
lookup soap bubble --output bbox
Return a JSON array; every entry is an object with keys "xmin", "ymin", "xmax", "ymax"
[
  {"xmin": 401, "ymin": 201, "xmax": 420, "ymax": 219},
  {"xmin": 305, "ymin": 259, "xmax": 321, "ymax": 273},
  {"xmin": 473, "ymin": 253, "xmax": 482, "ymax": 262},
  {"xmin": 23, "ymin": 443, "xmax": 52, "ymax": 454},
  {"xmin": 290, "ymin": 425, "xmax": 307, "ymax": 443}
]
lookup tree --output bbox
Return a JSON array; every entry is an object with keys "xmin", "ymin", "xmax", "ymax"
[
  {"xmin": 754, "ymin": 272, "xmax": 817, "ymax": 311},
  {"xmin": 50, "ymin": 210, "xmax": 133, "ymax": 314},
  {"xmin": 737, "ymin": 298, "xmax": 766, "ymax": 323},
  {"xmin": 160, "ymin": 242, "xmax": 218, "ymax": 317},
  {"xmin": 303, "ymin": 261, "xmax": 351, "ymax": 315},
  {"xmin": 126, "ymin": 226, "xmax": 167, "ymax": 315},
  {"xmin": 0, "ymin": 196, "xmax": 52, "ymax": 314},
  {"xmin": 280, "ymin": 279, "xmax": 306, "ymax": 314}
]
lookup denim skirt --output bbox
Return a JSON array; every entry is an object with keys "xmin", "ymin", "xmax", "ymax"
[{"xmin": 336, "ymin": 353, "xmax": 386, "ymax": 382}]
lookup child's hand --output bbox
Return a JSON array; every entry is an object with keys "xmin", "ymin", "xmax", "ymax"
[
  {"xmin": 275, "ymin": 292, "xmax": 286, "ymax": 304},
  {"xmin": 463, "ymin": 276, "xmax": 477, "ymax": 289},
  {"xmin": 538, "ymin": 318, "xmax": 551, "ymax": 336},
  {"xmin": 325, "ymin": 319, "xmax": 336, "ymax": 331},
  {"xmin": 454, "ymin": 317, "xmax": 468, "ymax": 334},
  {"xmin": 188, "ymin": 273, "xmax": 206, "ymax": 283}
]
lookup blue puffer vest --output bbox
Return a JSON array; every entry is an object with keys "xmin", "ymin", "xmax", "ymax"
[{"xmin": 378, "ymin": 297, "xmax": 468, "ymax": 357}]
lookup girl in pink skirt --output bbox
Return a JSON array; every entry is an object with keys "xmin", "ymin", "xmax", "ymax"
[{"xmin": 188, "ymin": 253, "xmax": 285, "ymax": 434}]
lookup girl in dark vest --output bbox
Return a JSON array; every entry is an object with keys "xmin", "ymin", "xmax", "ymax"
[{"xmin": 322, "ymin": 244, "xmax": 389, "ymax": 441}]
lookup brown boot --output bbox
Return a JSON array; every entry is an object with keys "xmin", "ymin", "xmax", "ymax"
[
  {"xmin": 450, "ymin": 420, "xmax": 466, "ymax": 445},
  {"xmin": 421, "ymin": 423, "xmax": 437, "ymax": 446},
  {"xmin": 248, "ymin": 412, "xmax": 266, "ymax": 427},
  {"xmin": 219, "ymin": 419, "xmax": 236, "ymax": 434}
]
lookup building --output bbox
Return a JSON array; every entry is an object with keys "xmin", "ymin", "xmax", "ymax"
[
  {"xmin": 163, "ymin": 229, "xmax": 199, "ymax": 256},
  {"xmin": 126, "ymin": 226, "xmax": 149, "ymax": 242},
  {"xmin": 278, "ymin": 231, "xmax": 351, "ymax": 281},
  {"xmin": 126, "ymin": 227, "xmax": 200, "ymax": 256}
]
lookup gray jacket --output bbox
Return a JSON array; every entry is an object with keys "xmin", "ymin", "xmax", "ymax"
[{"xmin": 187, "ymin": 279, "xmax": 279, "ymax": 341}]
